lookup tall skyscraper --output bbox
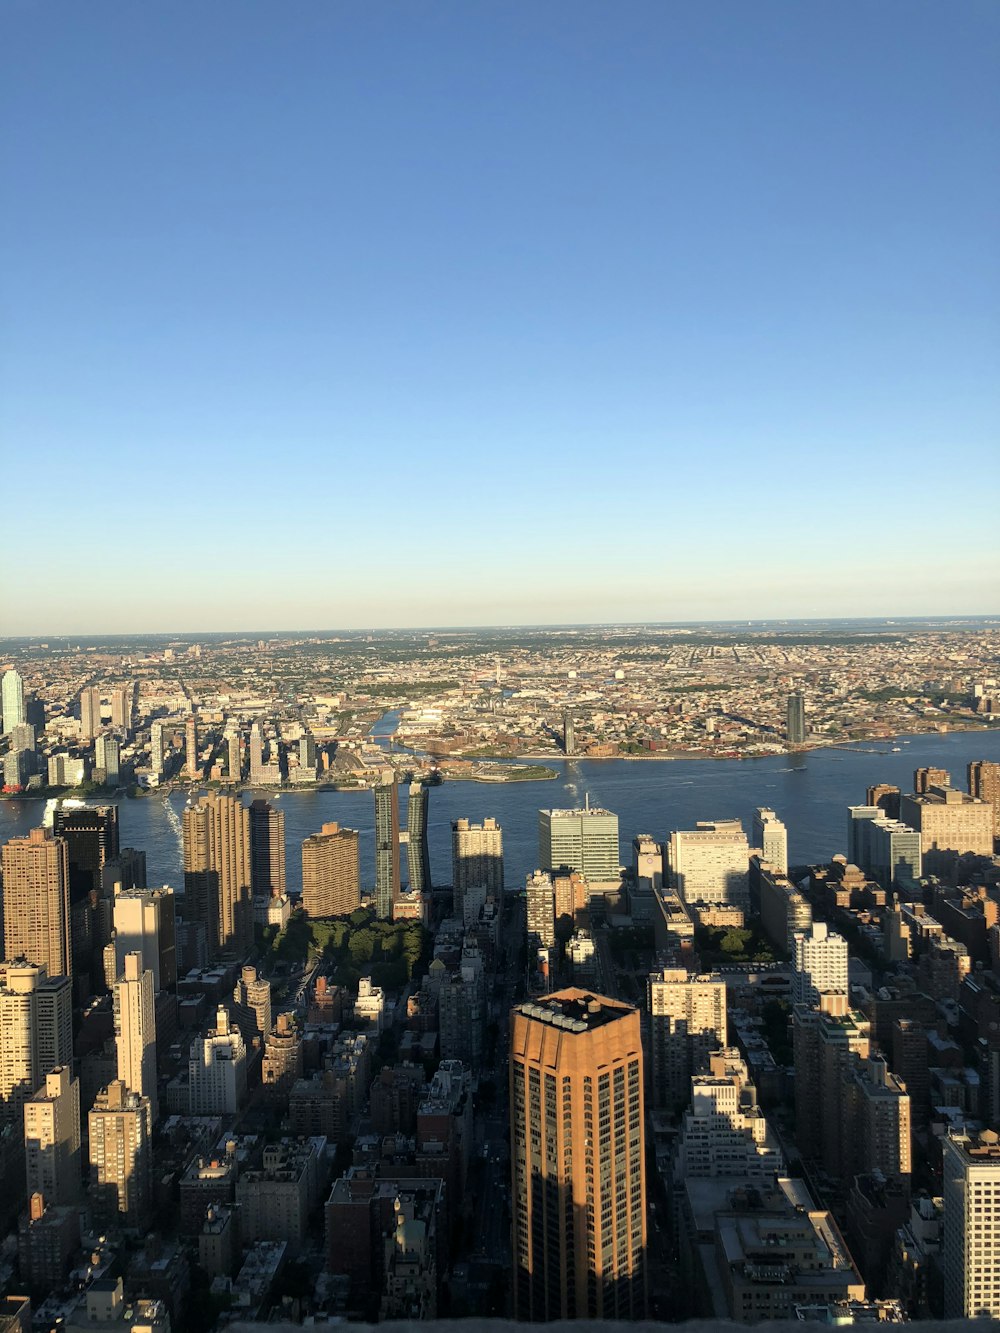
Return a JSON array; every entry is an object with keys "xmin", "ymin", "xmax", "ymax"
[
  {"xmin": 89, "ymin": 1080, "xmax": 153, "ymax": 1230},
  {"xmin": 451, "ymin": 818, "xmax": 504, "ymax": 915},
  {"xmin": 114, "ymin": 952, "xmax": 158, "ymax": 1126},
  {"xmin": 79, "ymin": 687, "xmax": 102, "ymax": 741},
  {"xmin": 563, "ymin": 713, "xmax": 575, "ymax": 756},
  {"xmin": 23, "ymin": 1065, "xmax": 81, "ymax": 1206},
  {"xmin": 110, "ymin": 685, "xmax": 132, "ymax": 731},
  {"xmin": 113, "ymin": 886, "xmax": 176, "ymax": 993},
  {"xmin": 667, "ymin": 820, "xmax": 749, "ymax": 909},
  {"xmin": 249, "ymin": 799, "xmax": 286, "ymax": 911},
  {"xmin": 914, "ymin": 766, "xmax": 951, "ymax": 794},
  {"xmin": 185, "ymin": 714, "xmax": 199, "ymax": 779},
  {"xmin": 182, "ymin": 794, "xmax": 252, "ymax": 959},
  {"xmin": 525, "ymin": 870, "xmax": 556, "ymax": 950},
  {"xmin": 232, "ymin": 964, "xmax": 272, "ymax": 1044},
  {"xmin": 942, "ymin": 1128, "xmax": 1000, "ymax": 1317},
  {"xmin": 647, "ymin": 967, "xmax": 728, "ymax": 1112},
  {"xmin": 249, "ymin": 722, "xmax": 265, "ymax": 781},
  {"xmin": 374, "ymin": 771, "xmax": 401, "ymax": 919},
  {"xmin": 301, "ymin": 822, "xmax": 361, "ymax": 918},
  {"xmin": 752, "ymin": 807, "xmax": 788, "ymax": 875},
  {"xmin": 510, "ymin": 989, "xmax": 646, "ymax": 1320},
  {"xmin": 538, "ymin": 801, "xmax": 620, "ymax": 882},
  {"xmin": 968, "ymin": 760, "xmax": 1000, "ymax": 837},
  {"xmin": 406, "ymin": 782, "xmax": 431, "ymax": 894},
  {"xmin": 2, "ymin": 669, "xmax": 25, "ymax": 734},
  {"xmin": 1, "ymin": 828, "xmax": 72, "ymax": 980},
  {"xmin": 53, "ymin": 803, "xmax": 120, "ymax": 900},
  {"xmin": 786, "ymin": 690, "xmax": 806, "ymax": 746},
  {"xmin": 150, "ymin": 721, "xmax": 165, "ymax": 780},
  {"xmin": 94, "ymin": 735, "xmax": 121, "ymax": 786},
  {"xmin": 0, "ymin": 962, "xmax": 73, "ymax": 1121},
  {"xmin": 226, "ymin": 727, "xmax": 242, "ymax": 782}
]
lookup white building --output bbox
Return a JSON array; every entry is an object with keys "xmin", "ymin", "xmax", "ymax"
[
  {"xmin": 752, "ymin": 808, "xmax": 788, "ymax": 876},
  {"xmin": 189, "ymin": 1006, "xmax": 247, "ymax": 1115},
  {"xmin": 667, "ymin": 820, "xmax": 749, "ymax": 908},
  {"xmin": 353, "ymin": 976, "xmax": 385, "ymax": 1034},
  {"xmin": 942, "ymin": 1128, "xmax": 1000, "ymax": 1317},
  {"xmin": 675, "ymin": 1048, "xmax": 784, "ymax": 1182},
  {"xmin": 115, "ymin": 952, "xmax": 158, "ymax": 1126},
  {"xmin": 538, "ymin": 803, "xmax": 620, "ymax": 882},
  {"xmin": 23, "ymin": 1064, "xmax": 82, "ymax": 1205},
  {"xmin": 793, "ymin": 922, "xmax": 849, "ymax": 1006}
]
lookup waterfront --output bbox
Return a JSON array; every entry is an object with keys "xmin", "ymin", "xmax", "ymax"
[{"xmin": 2, "ymin": 729, "xmax": 998, "ymax": 897}]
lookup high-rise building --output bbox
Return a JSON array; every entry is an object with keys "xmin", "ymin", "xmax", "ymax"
[
  {"xmin": 792, "ymin": 993, "xmax": 870, "ymax": 1178},
  {"xmin": 855, "ymin": 816, "xmax": 923, "ymax": 890},
  {"xmin": 898, "ymin": 786, "xmax": 994, "ymax": 875},
  {"xmin": 249, "ymin": 799, "xmax": 286, "ymax": 912},
  {"xmin": 0, "ymin": 964, "xmax": 72, "ymax": 1127},
  {"xmin": 866, "ymin": 783, "xmax": 901, "ymax": 819},
  {"xmin": 88, "ymin": 1080, "xmax": 153, "ymax": 1230},
  {"xmin": 1, "ymin": 829, "xmax": 72, "ymax": 980},
  {"xmin": 23, "ymin": 1065, "xmax": 81, "ymax": 1206},
  {"xmin": 2, "ymin": 669, "xmax": 26, "ymax": 735},
  {"xmin": 942, "ymin": 1128, "xmax": 1000, "ymax": 1317},
  {"xmin": 538, "ymin": 802, "xmax": 620, "ymax": 882},
  {"xmin": 510, "ymin": 989, "xmax": 646, "ymax": 1320},
  {"xmin": 968, "ymin": 760, "xmax": 1000, "ymax": 838},
  {"xmin": 150, "ymin": 721, "xmax": 165, "ymax": 780},
  {"xmin": 786, "ymin": 690, "xmax": 806, "ymax": 746},
  {"xmin": 406, "ymin": 782, "xmax": 431, "ymax": 894},
  {"xmin": 632, "ymin": 835, "xmax": 663, "ymax": 894},
  {"xmin": 451, "ymin": 818, "xmax": 503, "ymax": 915},
  {"xmin": 232, "ymin": 964, "xmax": 271, "ymax": 1045},
  {"xmin": 114, "ymin": 952, "xmax": 158, "ymax": 1126},
  {"xmin": 667, "ymin": 820, "xmax": 749, "ymax": 909},
  {"xmin": 374, "ymin": 771, "xmax": 401, "ymax": 920},
  {"xmin": 647, "ymin": 967, "xmax": 727, "ymax": 1112},
  {"xmin": 110, "ymin": 685, "xmax": 132, "ymax": 731},
  {"xmin": 226, "ymin": 728, "xmax": 242, "ymax": 782},
  {"xmin": 792, "ymin": 922, "xmax": 849, "ymax": 1006},
  {"xmin": 182, "ymin": 794, "xmax": 252, "ymax": 959},
  {"xmin": 189, "ymin": 1006, "xmax": 247, "ymax": 1114},
  {"xmin": 79, "ymin": 687, "xmax": 101, "ymax": 741},
  {"xmin": 112, "ymin": 886, "xmax": 176, "ymax": 993},
  {"xmin": 53, "ymin": 803, "xmax": 120, "ymax": 900},
  {"xmin": 185, "ymin": 714, "xmax": 199, "ymax": 779},
  {"xmin": 94, "ymin": 734, "xmax": 121, "ymax": 786},
  {"xmin": 9, "ymin": 721, "xmax": 36, "ymax": 752},
  {"xmin": 525, "ymin": 871, "xmax": 556, "ymax": 950},
  {"xmin": 915, "ymin": 766, "xmax": 951, "ymax": 794},
  {"xmin": 563, "ymin": 714, "xmax": 575, "ymax": 756},
  {"xmin": 752, "ymin": 808, "xmax": 788, "ymax": 876},
  {"xmin": 301, "ymin": 822, "xmax": 360, "ymax": 918}
]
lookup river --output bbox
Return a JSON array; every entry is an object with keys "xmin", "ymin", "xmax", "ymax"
[{"xmin": 2, "ymin": 730, "xmax": 998, "ymax": 895}]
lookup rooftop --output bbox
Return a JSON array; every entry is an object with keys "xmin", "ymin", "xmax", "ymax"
[{"xmin": 516, "ymin": 987, "xmax": 633, "ymax": 1032}]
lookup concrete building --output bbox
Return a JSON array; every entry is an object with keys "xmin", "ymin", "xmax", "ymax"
[
  {"xmin": 110, "ymin": 686, "xmax": 132, "ymax": 732},
  {"xmin": 899, "ymin": 785, "xmax": 994, "ymax": 875},
  {"xmin": 525, "ymin": 870, "xmax": 556, "ymax": 951},
  {"xmin": 80, "ymin": 687, "xmax": 102, "ymax": 741},
  {"xmin": 538, "ymin": 803, "xmax": 620, "ymax": 882},
  {"xmin": 406, "ymin": 782, "xmax": 431, "ymax": 894},
  {"xmin": 88, "ymin": 1080, "xmax": 153, "ymax": 1230},
  {"xmin": 261, "ymin": 1014, "xmax": 303, "ymax": 1099},
  {"xmin": 793, "ymin": 994, "xmax": 871, "ymax": 1179},
  {"xmin": 968, "ymin": 759, "xmax": 1000, "ymax": 836},
  {"xmin": 150, "ymin": 722, "xmax": 165, "ymax": 781},
  {"xmin": 0, "ymin": 962, "xmax": 73, "ymax": 1121},
  {"xmin": 189, "ymin": 1006, "xmax": 247, "ymax": 1115},
  {"xmin": 1, "ymin": 828, "xmax": 72, "ymax": 981},
  {"xmin": 786, "ymin": 690, "xmax": 806, "ymax": 745},
  {"xmin": 232, "ymin": 964, "xmax": 271, "ymax": 1046},
  {"xmin": 753, "ymin": 859, "xmax": 812, "ymax": 952},
  {"xmin": 942, "ymin": 1127, "xmax": 1000, "ymax": 1317},
  {"xmin": 236, "ymin": 1138, "xmax": 328, "ymax": 1257},
  {"xmin": 301, "ymin": 822, "xmax": 360, "ymax": 918},
  {"xmin": 647, "ymin": 967, "xmax": 728, "ymax": 1113},
  {"xmin": 23, "ymin": 1065, "xmax": 81, "ymax": 1206},
  {"xmin": 94, "ymin": 734, "xmax": 121, "ymax": 786},
  {"xmin": 17, "ymin": 1191, "xmax": 81, "ymax": 1295},
  {"xmin": 114, "ymin": 952, "xmax": 158, "ymax": 1125},
  {"xmin": 675, "ymin": 1049, "xmax": 784, "ymax": 1183},
  {"xmin": 510, "ymin": 989, "xmax": 646, "ymax": 1320},
  {"xmin": 752, "ymin": 808, "xmax": 788, "ymax": 876},
  {"xmin": 668, "ymin": 820, "xmax": 749, "ymax": 909},
  {"xmin": 374, "ymin": 771, "xmax": 401, "ymax": 919},
  {"xmin": 185, "ymin": 714, "xmax": 199, "ymax": 779},
  {"xmin": 451, "ymin": 817, "xmax": 504, "ymax": 916},
  {"xmin": 249, "ymin": 799, "xmax": 285, "ymax": 919},
  {"xmin": 182, "ymin": 793, "xmax": 252, "ymax": 959},
  {"xmin": 112, "ymin": 886, "xmax": 176, "ymax": 994},
  {"xmin": 2, "ymin": 669, "xmax": 26, "ymax": 734},
  {"xmin": 793, "ymin": 923, "xmax": 849, "ymax": 1007}
]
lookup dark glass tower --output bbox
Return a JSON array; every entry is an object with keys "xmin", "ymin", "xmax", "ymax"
[
  {"xmin": 53, "ymin": 803, "xmax": 120, "ymax": 900},
  {"xmin": 786, "ymin": 690, "xmax": 806, "ymax": 746},
  {"xmin": 374, "ymin": 772, "xmax": 400, "ymax": 919},
  {"xmin": 406, "ymin": 781, "xmax": 431, "ymax": 894}
]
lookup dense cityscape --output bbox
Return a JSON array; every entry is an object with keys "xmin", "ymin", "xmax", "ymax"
[{"xmin": 0, "ymin": 627, "xmax": 999, "ymax": 1329}]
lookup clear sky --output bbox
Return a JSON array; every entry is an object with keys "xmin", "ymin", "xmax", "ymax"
[{"xmin": 2, "ymin": 1, "xmax": 998, "ymax": 633}]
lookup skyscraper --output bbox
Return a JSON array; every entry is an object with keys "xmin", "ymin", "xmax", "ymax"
[
  {"xmin": 752, "ymin": 807, "xmax": 788, "ymax": 875},
  {"xmin": 94, "ymin": 734, "xmax": 121, "ymax": 786},
  {"xmin": 792, "ymin": 922, "xmax": 849, "ymax": 1006},
  {"xmin": 786, "ymin": 690, "xmax": 806, "ymax": 746},
  {"xmin": 89, "ymin": 1080, "xmax": 153, "ymax": 1230},
  {"xmin": 226, "ymin": 727, "xmax": 242, "ymax": 782},
  {"xmin": 189, "ymin": 1006, "xmax": 247, "ymax": 1114},
  {"xmin": 249, "ymin": 799, "xmax": 286, "ymax": 911},
  {"xmin": 182, "ymin": 794, "xmax": 252, "ymax": 959},
  {"xmin": 510, "ymin": 989, "xmax": 646, "ymax": 1320},
  {"xmin": 0, "ymin": 962, "xmax": 73, "ymax": 1121},
  {"xmin": 113, "ymin": 886, "xmax": 176, "ymax": 993},
  {"xmin": 968, "ymin": 760, "xmax": 1000, "ymax": 837},
  {"xmin": 538, "ymin": 802, "xmax": 620, "ymax": 882},
  {"xmin": 1, "ymin": 828, "xmax": 72, "ymax": 980},
  {"xmin": 23, "ymin": 1065, "xmax": 81, "ymax": 1206},
  {"xmin": 53, "ymin": 803, "xmax": 120, "ymax": 900},
  {"xmin": 150, "ymin": 721, "xmax": 165, "ymax": 780},
  {"xmin": 110, "ymin": 685, "xmax": 132, "ymax": 731},
  {"xmin": 114, "ymin": 952, "xmax": 158, "ymax": 1126},
  {"xmin": 374, "ymin": 771, "xmax": 401, "ymax": 920},
  {"xmin": 525, "ymin": 870, "xmax": 556, "ymax": 950},
  {"xmin": 667, "ymin": 820, "xmax": 750, "ymax": 909},
  {"xmin": 406, "ymin": 782, "xmax": 431, "ymax": 894},
  {"xmin": 2, "ymin": 669, "xmax": 25, "ymax": 734},
  {"xmin": 942, "ymin": 1128, "xmax": 1000, "ymax": 1317},
  {"xmin": 647, "ymin": 967, "xmax": 728, "ymax": 1112},
  {"xmin": 451, "ymin": 818, "xmax": 504, "ymax": 916},
  {"xmin": 185, "ymin": 714, "xmax": 199, "ymax": 779},
  {"xmin": 80, "ymin": 687, "xmax": 102, "ymax": 741},
  {"xmin": 301, "ymin": 822, "xmax": 361, "ymax": 918}
]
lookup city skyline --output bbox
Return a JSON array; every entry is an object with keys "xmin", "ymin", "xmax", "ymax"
[{"xmin": 3, "ymin": 2, "xmax": 998, "ymax": 633}]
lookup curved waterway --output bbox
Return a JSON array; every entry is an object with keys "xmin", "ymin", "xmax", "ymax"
[{"xmin": 2, "ymin": 730, "xmax": 998, "ymax": 896}]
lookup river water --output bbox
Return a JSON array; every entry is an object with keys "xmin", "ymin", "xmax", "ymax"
[{"xmin": 2, "ymin": 730, "xmax": 998, "ymax": 895}]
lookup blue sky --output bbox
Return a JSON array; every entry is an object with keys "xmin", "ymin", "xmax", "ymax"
[{"xmin": 2, "ymin": 1, "xmax": 998, "ymax": 632}]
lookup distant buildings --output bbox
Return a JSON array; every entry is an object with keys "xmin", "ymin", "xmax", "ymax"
[
  {"xmin": 538, "ymin": 802, "xmax": 620, "ymax": 882},
  {"xmin": 510, "ymin": 989, "xmax": 646, "ymax": 1320},
  {"xmin": 786, "ymin": 690, "xmax": 806, "ymax": 745},
  {"xmin": 2, "ymin": 669, "xmax": 25, "ymax": 734},
  {"xmin": 899, "ymin": 784, "xmax": 994, "ymax": 874}
]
